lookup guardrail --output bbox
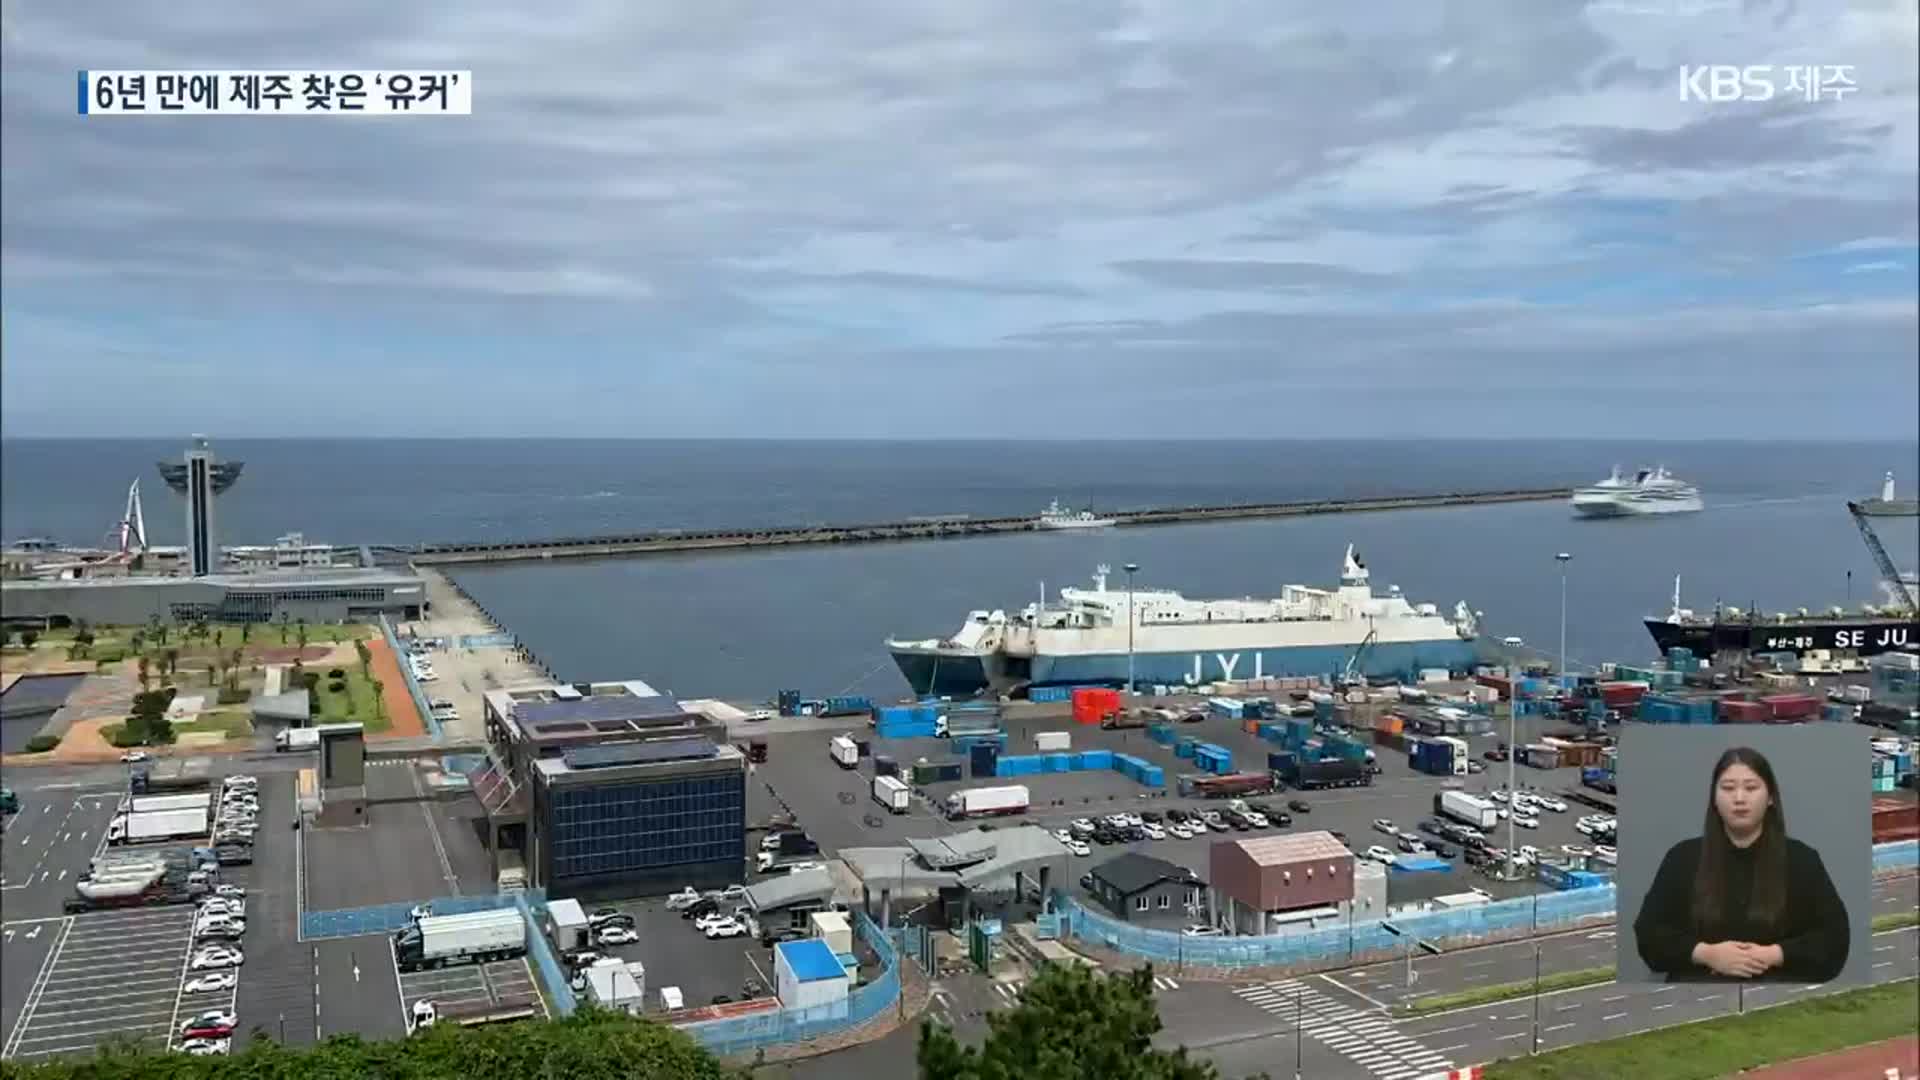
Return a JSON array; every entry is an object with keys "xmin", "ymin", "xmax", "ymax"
[
  {"xmin": 300, "ymin": 889, "xmax": 540, "ymax": 942},
  {"xmin": 678, "ymin": 908, "xmax": 901, "ymax": 1057},
  {"xmin": 1058, "ymin": 839, "xmax": 1918, "ymax": 972}
]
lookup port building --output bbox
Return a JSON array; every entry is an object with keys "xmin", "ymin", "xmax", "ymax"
[
  {"xmin": 471, "ymin": 679, "xmax": 746, "ymax": 899},
  {"xmin": 0, "ymin": 567, "xmax": 427, "ymax": 627}
]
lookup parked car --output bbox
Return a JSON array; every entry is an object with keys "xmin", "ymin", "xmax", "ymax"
[
  {"xmin": 1363, "ymin": 846, "xmax": 1396, "ymax": 864},
  {"xmin": 190, "ymin": 947, "xmax": 244, "ymax": 971},
  {"xmin": 410, "ymin": 1000, "xmax": 438, "ymax": 1032},
  {"xmin": 1287, "ymin": 799, "xmax": 1311, "ymax": 813},
  {"xmin": 1513, "ymin": 815, "xmax": 1541, "ymax": 830},
  {"xmin": 121, "ymin": 751, "xmax": 150, "ymax": 763},
  {"xmin": 692, "ymin": 912, "xmax": 734, "ymax": 932},
  {"xmin": 1053, "ymin": 828, "xmax": 1074, "ymax": 844},
  {"xmin": 597, "ymin": 926, "xmax": 639, "ymax": 946},
  {"xmin": 1430, "ymin": 843, "xmax": 1457, "ymax": 859},
  {"xmin": 1181, "ymin": 925, "xmax": 1222, "ymax": 937},
  {"xmin": 177, "ymin": 1038, "xmax": 231, "ymax": 1056},
  {"xmin": 681, "ymin": 899, "xmax": 720, "ymax": 921},
  {"xmin": 180, "ymin": 1010, "xmax": 238, "ymax": 1035},
  {"xmin": 211, "ymin": 885, "xmax": 246, "ymax": 900},
  {"xmin": 1066, "ymin": 840, "xmax": 1091, "ymax": 857},
  {"xmin": 1417, "ymin": 819, "xmax": 1443, "ymax": 836},
  {"xmin": 1537, "ymin": 797, "xmax": 1568, "ymax": 813},
  {"xmin": 665, "ymin": 888, "xmax": 702, "ymax": 911},
  {"xmin": 707, "ymin": 885, "xmax": 750, "ymax": 903},
  {"xmin": 704, "ymin": 917, "xmax": 749, "ymax": 939},
  {"xmin": 1372, "ymin": 818, "xmax": 1396, "ymax": 834},
  {"xmin": 183, "ymin": 972, "xmax": 237, "ymax": 994},
  {"xmin": 1396, "ymin": 835, "xmax": 1429, "ymax": 854}
]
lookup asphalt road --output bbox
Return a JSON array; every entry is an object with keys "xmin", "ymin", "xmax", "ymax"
[
  {"xmin": 234, "ymin": 773, "xmax": 318, "ymax": 1047},
  {"xmin": 315, "ymin": 936, "xmax": 405, "ymax": 1041},
  {"xmin": 304, "ymin": 763, "xmax": 466, "ymax": 909}
]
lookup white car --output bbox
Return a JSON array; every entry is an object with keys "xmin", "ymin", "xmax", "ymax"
[
  {"xmin": 181, "ymin": 1010, "xmax": 239, "ymax": 1034},
  {"xmin": 1513, "ymin": 815, "xmax": 1540, "ymax": 830},
  {"xmin": 1537, "ymin": 797, "xmax": 1568, "ymax": 813},
  {"xmin": 1121, "ymin": 813, "xmax": 1143, "ymax": 828},
  {"xmin": 1182, "ymin": 925, "xmax": 1223, "ymax": 937},
  {"xmin": 1593, "ymin": 845, "xmax": 1617, "ymax": 860},
  {"xmin": 1496, "ymin": 807, "xmax": 1510, "ymax": 820},
  {"xmin": 1364, "ymin": 845, "xmax": 1397, "ymax": 864},
  {"xmin": 1066, "ymin": 840, "xmax": 1091, "ymax": 857},
  {"xmin": 692, "ymin": 912, "xmax": 734, "ymax": 932},
  {"xmin": 121, "ymin": 751, "xmax": 150, "ymax": 763},
  {"xmin": 597, "ymin": 926, "xmax": 639, "ymax": 946},
  {"xmin": 745, "ymin": 708, "xmax": 776, "ymax": 722},
  {"xmin": 183, "ymin": 972, "xmax": 237, "ymax": 994},
  {"xmin": 1372, "ymin": 818, "xmax": 1396, "ymax": 834},
  {"xmin": 704, "ymin": 917, "xmax": 749, "ymax": 939},
  {"xmin": 196, "ymin": 922, "xmax": 246, "ymax": 940},
  {"xmin": 1053, "ymin": 829, "xmax": 1074, "ymax": 844},
  {"xmin": 199, "ymin": 901, "xmax": 245, "ymax": 919},
  {"xmin": 1561, "ymin": 844, "xmax": 1591, "ymax": 858},
  {"xmin": 1488, "ymin": 790, "xmax": 1510, "ymax": 804},
  {"xmin": 1141, "ymin": 824, "xmax": 1166, "ymax": 840},
  {"xmin": 190, "ymin": 947, "xmax": 244, "ymax": 970},
  {"xmin": 784, "ymin": 862, "xmax": 823, "ymax": 875},
  {"xmin": 1168, "ymin": 824, "xmax": 1194, "ymax": 839},
  {"xmin": 1069, "ymin": 818, "xmax": 1095, "ymax": 834},
  {"xmin": 1242, "ymin": 813, "xmax": 1269, "ymax": 829},
  {"xmin": 665, "ymin": 887, "xmax": 702, "ymax": 911},
  {"xmin": 212, "ymin": 885, "xmax": 247, "ymax": 900},
  {"xmin": 707, "ymin": 885, "xmax": 750, "ymax": 903},
  {"xmin": 178, "ymin": 1038, "xmax": 230, "ymax": 1056}
]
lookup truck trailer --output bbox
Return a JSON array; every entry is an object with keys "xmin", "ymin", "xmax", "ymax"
[
  {"xmin": 829, "ymin": 735, "xmax": 860, "ymax": 769},
  {"xmin": 106, "ymin": 807, "xmax": 210, "ymax": 845},
  {"xmin": 123, "ymin": 793, "xmax": 213, "ymax": 815},
  {"xmin": 393, "ymin": 909, "xmax": 527, "ymax": 973},
  {"xmin": 754, "ymin": 833, "xmax": 821, "ymax": 872},
  {"xmin": 1281, "ymin": 758, "xmax": 1372, "ymax": 791},
  {"xmin": 944, "ymin": 784, "xmax": 1029, "ymax": 819},
  {"xmin": 872, "ymin": 775, "xmax": 910, "ymax": 814},
  {"xmin": 1435, "ymin": 790, "xmax": 1499, "ymax": 830}
]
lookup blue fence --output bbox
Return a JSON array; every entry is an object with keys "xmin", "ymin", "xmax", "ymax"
[
  {"xmin": 678, "ymin": 909, "xmax": 901, "ymax": 1057},
  {"xmin": 458, "ymin": 633, "xmax": 518, "ymax": 649},
  {"xmin": 515, "ymin": 892, "xmax": 578, "ymax": 1015},
  {"xmin": 300, "ymin": 890, "xmax": 539, "ymax": 941},
  {"xmin": 380, "ymin": 614, "xmax": 443, "ymax": 741},
  {"xmin": 1059, "ymin": 840, "xmax": 1918, "ymax": 972}
]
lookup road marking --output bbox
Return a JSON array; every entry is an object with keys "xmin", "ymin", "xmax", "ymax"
[
  {"xmin": 1555, "ymin": 1002, "xmax": 1582, "ymax": 1012},
  {"xmin": 4, "ymin": 916, "xmax": 74, "ymax": 1059},
  {"xmin": 1544, "ymin": 1023, "xmax": 1575, "ymax": 1033},
  {"xmin": 1698, "ymin": 995, "xmax": 1722, "ymax": 1003},
  {"xmin": 1873, "ymin": 961, "xmax": 1894, "ymax": 969},
  {"xmin": 56, "ymin": 870, "xmax": 65, "ymax": 881},
  {"xmin": 1652, "ymin": 1002, "xmax": 1676, "ymax": 1011},
  {"xmin": 1603, "ymin": 1012, "xmax": 1629, "ymax": 1021},
  {"xmin": 1601, "ymin": 993, "xmax": 1627, "ymax": 1002},
  {"xmin": 1496, "ymin": 1031, "xmax": 1528, "ymax": 1040},
  {"xmin": 1419, "ymin": 1023, "xmax": 1476, "ymax": 1037},
  {"xmin": 25, "ymin": 926, "xmax": 41, "ymax": 941}
]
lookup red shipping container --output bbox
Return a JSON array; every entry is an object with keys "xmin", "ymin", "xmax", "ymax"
[
  {"xmin": 1871, "ymin": 797, "xmax": 1919, "ymax": 843},
  {"xmin": 1475, "ymin": 675, "xmax": 1513, "ymax": 701},
  {"xmin": 1760, "ymin": 694, "xmax": 1821, "ymax": 721},
  {"xmin": 1718, "ymin": 699, "xmax": 1770, "ymax": 723},
  {"xmin": 1598, "ymin": 681, "xmax": 1649, "ymax": 706}
]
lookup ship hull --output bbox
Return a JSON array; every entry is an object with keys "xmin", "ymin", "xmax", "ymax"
[
  {"xmin": 891, "ymin": 639, "xmax": 1479, "ymax": 696},
  {"xmin": 1645, "ymin": 617, "xmax": 1918, "ymax": 659},
  {"xmin": 1572, "ymin": 497, "xmax": 1703, "ymax": 518}
]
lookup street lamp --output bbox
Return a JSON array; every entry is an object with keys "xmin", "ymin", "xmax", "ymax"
[
  {"xmin": 1556, "ymin": 552, "xmax": 1573, "ymax": 678},
  {"xmin": 1294, "ymin": 985, "xmax": 1304, "ymax": 1080},
  {"xmin": 1123, "ymin": 563, "xmax": 1140, "ymax": 696},
  {"xmin": 1530, "ymin": 943, "xmax": 1542, "ymax": 1054},
  {"xmin": 1380, "ymin": 922, "xmax": 1439, "ymax": 989}
]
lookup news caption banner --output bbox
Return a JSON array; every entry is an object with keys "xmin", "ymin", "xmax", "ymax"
[
  {"xmin": 1677, "ymin": 64, "xmax": 1858, "ymax": 104},
  {"xmin": 78, "ymin": 71, "xmax": 471, "ymax": 115}
]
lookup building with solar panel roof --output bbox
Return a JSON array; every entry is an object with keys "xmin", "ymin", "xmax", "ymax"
[{"xmin": 474, "ymin": 679, "xmax": 747, "ymax": 898}]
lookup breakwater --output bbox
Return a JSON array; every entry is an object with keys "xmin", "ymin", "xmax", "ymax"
[{"xmin": 408, "ymin": 487, "xmax": 1569, "ymax": 566}]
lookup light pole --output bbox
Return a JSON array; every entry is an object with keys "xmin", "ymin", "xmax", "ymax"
[
  {"xmin": 1294, "ymin": 985, "xmax": 1304, "ymax": 1080},
  {"xmin": 1380, "ymin": 922, "xmax": 1438, "ymax": 989},
  {"xmin": 1124, "ymin": 563, "xmax": 1140, "ymax": 696},
  {"xmin": 1530, "ymin": 943, "xmax": 1541, "ymax": 1054},
  {"xmin": 1556, "ymin": 552, "xmax": 1572, "ymax": 678}
]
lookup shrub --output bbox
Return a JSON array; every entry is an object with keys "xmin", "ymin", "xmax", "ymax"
[
  {"xmin": 92, "ymin": 646, "xmax": 127, "ymax": 664},
  {"xmin": 328, "ymin": 680, "xmax": 347, "ymax": 694},
  {"xmin": 216, "ymin": 687, "xmax": 252, "ymax": 706},
  {"xmin": 327, "ymin": 667, "xmax": 346, "ymax": 679},
  {"xmin": 23, "ymin": 734, "xmax": 60, "ymax": 753}
]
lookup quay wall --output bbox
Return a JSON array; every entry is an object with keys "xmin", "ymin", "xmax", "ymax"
[{"xmin": 410, "ymin": 486, "xmax": 1570, "ymax": 566}]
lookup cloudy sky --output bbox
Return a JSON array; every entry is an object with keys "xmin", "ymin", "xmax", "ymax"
[{"xmin": 3, "ymin": 0, "xmax": 1915, "ymax": 438}]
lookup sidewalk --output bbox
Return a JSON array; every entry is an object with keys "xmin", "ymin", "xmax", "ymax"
[{"xmin": 1733, "ymin": 1036, "xmax": 1917, "ymax": 1080}]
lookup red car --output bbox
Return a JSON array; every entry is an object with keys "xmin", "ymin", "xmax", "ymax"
[{"xmin": 181, "ymin": 1023, "xmax": 234, "ymax": 1041}]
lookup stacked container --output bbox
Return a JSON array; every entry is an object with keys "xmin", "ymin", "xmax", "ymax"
[
  {"xmin": 1267, "ymin": 750, "xmax": 1296, "ymax": 775},
  {"xmin": 1717, "ymin": 697, "xmax": 1770, "ymax": 723},
  {"xmin": 1209, "ymin": 697, "xmax": 1246, "ymax": 719},
  {"xmin": 969, "ymin": 743, "xmax": 1000, "ymax": 779},
  {"xmin": 1175, "ymin": 738, "xmax": 1197, "ymax": 759},
  {"xmin": 1638, "ymin": 694, "xmax": 1715, "ymax": 724},
  {"xmin": 1871, "ymin": 754, "xmax": 1898, "ymax": 793},
  {"xmin": 1071, "ymin": 687, "xmax": 1122, "ymax": 725},
  {"xmin": 1147, "ymin": 723, "xmax": 1177, "ymax": 746},
  {"xmin": 875, "ymin": 704, "xmax": 940, "ymax": 739},
  {"xmin": 1193, "ymin": 744, "xmax": 1233, "ymax": 775},
  {"xmin": 1759, "ymin": 694, "xmax": 1821, "ymax": 722}
]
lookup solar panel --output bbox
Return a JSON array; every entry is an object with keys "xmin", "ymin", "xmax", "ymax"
[
  {"xmin": 562, "ymin": 737, "xmax": 716, "ymax": 770},
  {"xmin": 519, "ymin": 694, "xmax": 684, "ymax": 729},
  {"xmin": 533, "ymin": 721, "xmax": 591, "ymax": 734},
  {"xmin": 590, "ymin": 719, "xmax": 634, "ymax": 733}
]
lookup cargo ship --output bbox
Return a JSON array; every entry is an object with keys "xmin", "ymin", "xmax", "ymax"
[
  {"xmin": 1571, "ymin": 466, "xmax": 1703, "ymax": 518},
  {"xmin": 1036, "ymin": 499, "xmax": 1116, "ymax": 530},
  {"xmin": 1644, "ymin": 577, "xmax": 1918, "ymax": 660},
  {"xmin": 887, "ymin": 547, "xmax": 1480, "ymax": 697}
]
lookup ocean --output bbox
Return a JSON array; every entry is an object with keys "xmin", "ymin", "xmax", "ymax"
[{"xmin": 4, "ymin": 438, "xmax": 1915, "ymax": 700}]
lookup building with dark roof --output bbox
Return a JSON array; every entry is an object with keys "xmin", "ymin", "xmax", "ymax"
[
  {"xmin": 1084, "ymin": 852, "xmax": 1205, "ymax": 925},
  {"xmin": 473, "ymin": 679, "xmax": 745, "ymax": 899}
]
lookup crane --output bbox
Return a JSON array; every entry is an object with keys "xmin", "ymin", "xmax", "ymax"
[
  {"xmin": 1847, "ymin": 500, "xmax": 1916, "ymax": 613},
  {"xmin": 1339, "ymin": 626, "xmax": 1378, "ymax": 689}
]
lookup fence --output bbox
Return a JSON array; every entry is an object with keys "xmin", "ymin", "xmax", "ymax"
[
  {"xmin": 1058, "ymin": 839, "xmax": 1918, "ymax": 972},
  {"xmin": 678, "ymin": 908, "xmax": 901, "ymax": 1057},
  {"xmin": 514, "ymin": 891, "xmax": 578, "ymax": 1015},
  {"xmin": 380, "ymin": 614, "xmax": 443, "ymax": 741},
  {"xmin": 300, "ymin": 890, "xmax": 540, "ymax": 941},
  {"xmin": 458, "ymin": 633, "xmax": 518, "ymax": 649}
]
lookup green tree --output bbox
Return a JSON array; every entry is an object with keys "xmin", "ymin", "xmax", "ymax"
[
  {"xmin": 279, "ymin": 611, "xmax": 290, "ymax": 643},
  {"xmin": 296, "ymin": 617, "xmax": 309, "ymax": 651},
  {"xmin": 163, "ymin": 648, "xmax": 180, "ymax": 677},
  {"xmin": 148, "ymin": 614, "xmax": 167, "ymax": 646},
  {"xmin": 1, "ymin": 628, "xmax": 13, "ymax": 648},
  {"xmin": 129, "ymin": 630, "xmax": 145, "ymax": 653},
  {"xmin": 355, "ymin": 639, "xmax": 373, "ymax": 677},
  {"xmin": 240, "ymin": 620, "xmax": 252, "ymax": 644},
  {"xmin": 137, "ymin": 655, "xmax": 151, "ymax": 689},
  {"xmin": 371, "ymin": 679, "xmax": 386, "ymax": 721},
  {"xmin": 20, "ymin": 629, "xmax": 38, "ymax": 650},
  {"xmin": 918, "ymin": 964, "xmax": 1228, "ymax": 1080}
]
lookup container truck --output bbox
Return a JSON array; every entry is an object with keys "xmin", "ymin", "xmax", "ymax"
[
  {"xmin": 129, "ymin": 759, "xmax": 212, "ymax": 794},
  {"xmin": 1436, "ymin": 791, "xmax": 1498, "ymax": 830},
  {"xmin": 754, "ymin": 832, "xmax": 821, "ymax": 871},
  {"xmin": 872, "ymin": 775, "xmax": 910, "ymax": 814},
  {"xmin": 393, "ymin": 909, "xmax": 527, "ymax": 973},
  {"xmin": 1100, "ymin": 710, "xmax": 1150, "ymax": 730},
  {"xmin": 106, "ymin": 808, "xmax": 209, "ymax": 845},
  {"xmin": 944, "ymin": 784, "xmax": 1029, "ymax": 819},
  {"xmin": 1285, "ymin": 758, "xmax": 1372, "ymax": 790},
  {"xmin": 829, "ymin": 735, "xmax": 859, "ymax": 769}
]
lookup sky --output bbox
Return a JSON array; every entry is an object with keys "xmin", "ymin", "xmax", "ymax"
[{"xmin": 2, "ymin": 0, "xmax": 1916, "ymax": 439}]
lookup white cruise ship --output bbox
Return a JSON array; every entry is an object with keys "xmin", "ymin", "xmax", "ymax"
[
  {"xmin": 1036, "ymin": 499, "xmax": 1116, "ymax": 530},
  {"xmin": 887, "ymin": 546, "xmax": 1480, "ymax": 696},
  {"xmin": 1570, "ymin": 466, "xmax": 1703, "ymax": 518}
]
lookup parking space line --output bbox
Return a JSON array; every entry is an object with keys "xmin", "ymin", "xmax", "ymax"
[
  {"xmin": 13, "ymin": 1008, "xmax": 178, "ymax": 1036},
  {"xmin": 3, "ymin": 916, "xmax": 73, "ymax": 1060}
]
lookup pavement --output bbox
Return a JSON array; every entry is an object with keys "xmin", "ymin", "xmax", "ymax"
[
  {"xmin": 301, "ymin": 761, "xmax": 494, "ymax": 909},
  {"xmin": 584, "ymin": 898, "xmax": 781, "ymax": 1010},
  {"xmin": 395, "ymin": 567, "xmax": 552, "ymax": 743},
  {"xmin": 1738, "ymin": 1035, "xmax": 1918, "ymax": 1080}
]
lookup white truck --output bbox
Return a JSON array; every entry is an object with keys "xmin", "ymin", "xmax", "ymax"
[
  {"xmin": 392, "ymin": 909, "xmax": 527, "ymax": 973},
  {"xmin": 106, "ymin": 807, "xmax": 209, "ymax": 845},
  {"xmin": 1438, "ymin": 790, "xmax": 1499, "ymax": 830},
  {"xmin": 275, "ymin": 728, "xmax": 321, "ymax": 752},
  {"xmin": 1034, "ymin": 731, "xmax": 1072, "ymax": 752},
  {"xmin": 872, "ymin": 775, "xmax": 910, "ymax": 814},
  {"xmin": 124, "ymin": 793, "xmax": 212, "ymax": 815},
  {"xmin": 829, "ymin": 735, "xmax": 859, "ymax": 769},
  {"xmin": 944, "ymin": 784, "xmax": 1029, "ymax": 820},
  {"xmin": 496, "ymin": 850, "xmax": 527, "ymax": 891}
]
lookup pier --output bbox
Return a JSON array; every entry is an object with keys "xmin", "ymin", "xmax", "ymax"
[{"xmin": 407, "ymin": 486, "xmax": 1570, "ymax": 566}]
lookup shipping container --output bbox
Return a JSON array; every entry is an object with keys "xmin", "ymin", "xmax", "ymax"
[
  {"xmin": 945, "ymin": 785, "xmax": 1029, "ymax": 818},
  {"xmin": 1759, "ymin": 694, "xmax": 1822, "ymax": 722},
  {"xmin": 1034, "ymin": 730, "xmax": 1073, "ymax": 752},
  {"xmin": 872, "ymin": 775, "xmax": 911, "ymax": 814}
]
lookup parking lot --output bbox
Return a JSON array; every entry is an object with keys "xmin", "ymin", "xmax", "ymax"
[
  {"xmin": 570, "ymin": 898, "xmax": 772, "ymax": 1011},
  {"xmin": 1, "ymin": 907, "xmax": 201, "ymax": 1060},
  {"xmin": 302, "ymin": 762, "xmax": 497, "ymax": 910},
  {"xmin": 392, "ymin": 949, "xmax": 546, "ymax": 1027}
]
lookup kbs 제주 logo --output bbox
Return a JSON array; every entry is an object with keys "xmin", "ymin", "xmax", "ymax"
[
  {"xmin": 1678, "ymin": 65, "xmax": 1857, "ymax": 104},
  {"xmin": 78, "ymin": 71, "xmax": 472, "ymax": 115}
]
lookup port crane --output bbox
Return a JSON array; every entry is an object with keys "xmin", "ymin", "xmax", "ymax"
[
  {"xmin": 1338, "ymin": 626, "xmax": 1378, "ymax": 689},
  {"xmin": 1846, "ymin": 500, "xmax": 1917, "ymax": 613}
]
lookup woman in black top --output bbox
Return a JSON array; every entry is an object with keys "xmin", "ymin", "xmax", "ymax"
[{"xmin": 1632, "ymin": 746, "xmax": 1850, "ymax": 983}]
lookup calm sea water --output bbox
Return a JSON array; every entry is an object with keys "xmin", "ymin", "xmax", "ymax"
[{"xmin": 5, "ymin": 438, "xmax": 1914, "ymax": 700}]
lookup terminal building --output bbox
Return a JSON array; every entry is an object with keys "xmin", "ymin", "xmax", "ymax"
[
  {"xmin": 471, "ymin": 679, "xmax": 746, "ymax": 900},
  {"xmin": 0, "ymin": 567, "xmax": 428, "ymax": 627}
]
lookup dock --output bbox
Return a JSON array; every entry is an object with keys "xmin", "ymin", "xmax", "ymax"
[{"xmin": 407, "ymin": 486, "xmax": 1570, "ymax": 566}]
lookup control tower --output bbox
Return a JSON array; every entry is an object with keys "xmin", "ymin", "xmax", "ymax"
[{"xmin": 157, "ymin": 435, "xmax": 245, "ymax": 577}]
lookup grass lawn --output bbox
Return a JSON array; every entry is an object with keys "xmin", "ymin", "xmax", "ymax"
[
  {"xmin": 171, "ymin": 709, "xmax": 254, "ymax": 741},
  {"xmin": 1483, "ymin": 978, "xmax": 1918, "ymax": 1080},
  {"xmin": 310, "ymin": 669, "xmax": 392, "ymax": 733},
  {"xmin": 1399, "ymin": 966, "xmax": 1614, "ymax": 1015},
  {"xmin": 1871, "ymin": 911, "xmax": 1919, "ymax": 932}
]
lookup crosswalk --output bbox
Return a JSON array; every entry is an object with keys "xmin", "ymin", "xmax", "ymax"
[
  {"xmin": 1232, "ymin": 979, "xmax": 1455, "ymax": 1080},
  {"xmin": 990, "ymin": 973, "xmax": 1181, "ymax": 1004}
]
